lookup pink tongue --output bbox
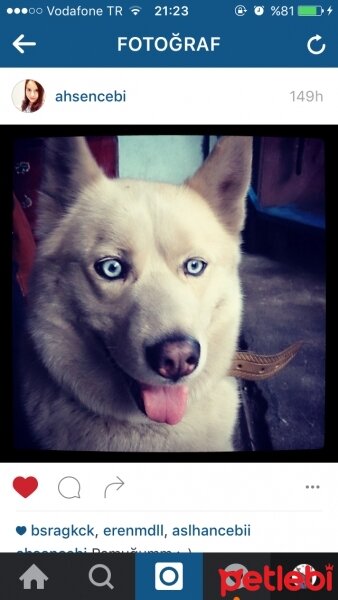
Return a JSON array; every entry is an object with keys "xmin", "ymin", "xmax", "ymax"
[{"xmin": 141, "ymin": 385, "xmax": 188, "ymax": 425}]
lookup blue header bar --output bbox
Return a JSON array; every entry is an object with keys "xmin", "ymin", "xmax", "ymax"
[{"xmin": 0, "ymin": 1, "xmax": 337, "ymax": 67}]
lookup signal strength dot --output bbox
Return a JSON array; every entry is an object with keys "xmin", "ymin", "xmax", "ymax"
[
  {"xmin": 7, "ymin": 7, "xmax": 29, "ymax": 14},
  {"xmin": 130, "ymin": 5, "xmax": 142, "ymax": 16}
]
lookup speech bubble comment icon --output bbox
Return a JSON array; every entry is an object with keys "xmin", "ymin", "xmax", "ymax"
[{"xmin": 58, "ymin": 476, "xmax": 81, "ymax": 499}]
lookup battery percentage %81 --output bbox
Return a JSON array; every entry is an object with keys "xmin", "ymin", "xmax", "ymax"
[{"xmin": 271, "ymin": 6, "xmax": 295, "ymax": 16}]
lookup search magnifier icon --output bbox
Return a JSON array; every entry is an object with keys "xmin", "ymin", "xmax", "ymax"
[{"xmin": 88, "ymin": 564, "xmax": 114, "ymax": 590}]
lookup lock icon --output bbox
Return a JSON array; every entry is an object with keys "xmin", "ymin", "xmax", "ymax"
[{"xmin": 235, "ymin": 5, "xmax": 247, "ymax": 16}]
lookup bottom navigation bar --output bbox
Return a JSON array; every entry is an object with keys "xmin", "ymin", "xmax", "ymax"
[{"xmin": 0, "ymin": 553, "xmax": 335, "ymax": 598}]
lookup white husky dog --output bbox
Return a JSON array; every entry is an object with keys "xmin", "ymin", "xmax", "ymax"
[{"xmin": 22, "ymin": 136, "xmax": 252, "ymax": 451}]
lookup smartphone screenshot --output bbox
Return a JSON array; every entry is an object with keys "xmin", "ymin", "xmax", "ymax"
[{"xmin": 1, "ymin": 1, "xmax": 336, "ymax": 597}]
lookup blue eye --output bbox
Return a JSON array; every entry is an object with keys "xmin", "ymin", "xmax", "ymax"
[
  {"xmin": 94, "ymin": 258, "xmax": 127, "ymax": 280},
  {"xmin": 184, "ymin": 258, "xmax": 207, "ymax": 277}
]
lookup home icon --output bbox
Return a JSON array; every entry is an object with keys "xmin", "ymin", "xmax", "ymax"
[{"xmin": 19, "ymin": 564, "xmax": 49, "ymax": 590}]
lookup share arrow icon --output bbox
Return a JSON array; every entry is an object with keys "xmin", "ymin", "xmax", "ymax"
[
  {"xmin": 13, "ymin": 34, "xmax": 37, "ymax": 54},
  {"xmin": 104, "ymin": 476, "xmax": 125, "ymax": 497}
]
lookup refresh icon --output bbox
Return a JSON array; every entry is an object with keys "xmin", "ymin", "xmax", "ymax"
[{"xmin": 307, "ymin": 34, "xmax": 326, "ymax": 55}]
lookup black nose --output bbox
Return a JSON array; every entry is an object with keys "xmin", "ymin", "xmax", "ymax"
[{"xmin": 145, "ymin": 335, "xmax": 200, "ymax": 381}]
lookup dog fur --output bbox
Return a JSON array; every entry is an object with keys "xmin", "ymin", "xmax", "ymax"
[{"xmin": 22, "ymin": 136, "xmax": 252, "ymax": 451}]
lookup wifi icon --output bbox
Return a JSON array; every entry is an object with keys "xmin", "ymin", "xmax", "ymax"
[{"xmin": 130, "ymin": 6, "xmax": 142, "ymax": 15}]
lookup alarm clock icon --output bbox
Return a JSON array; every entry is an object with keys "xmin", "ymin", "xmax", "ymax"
[{"xmin": 254, "ymin": 6, "xmax": 265, "ymax": 16}]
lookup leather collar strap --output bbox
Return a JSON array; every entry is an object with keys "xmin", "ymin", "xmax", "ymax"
[{"xmin": 229, "ymin": 341, "xmax": 303, "ymax": 381}]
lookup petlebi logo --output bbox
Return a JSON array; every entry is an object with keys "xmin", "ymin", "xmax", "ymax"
[{"xmin": 218, "ymin": 563, "xmax": 334, "ymax": 597}]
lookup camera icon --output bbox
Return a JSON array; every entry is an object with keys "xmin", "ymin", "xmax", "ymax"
[{"xmin": 155, "ymin": 562, "xmax": 183, "ymax": 591}]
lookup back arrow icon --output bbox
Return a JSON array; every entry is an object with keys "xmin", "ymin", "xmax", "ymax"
[{"xmin": 13, "ymin": 34, "xmax": 37, "ymax": 54}]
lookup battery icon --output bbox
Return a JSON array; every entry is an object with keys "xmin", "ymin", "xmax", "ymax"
[{"xmin": 297, "ymin": 5, "xmax": 324, "ymax": 16}]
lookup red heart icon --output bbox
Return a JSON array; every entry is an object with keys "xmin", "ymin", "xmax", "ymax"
[{"xmin": 13, "ymin": 476, "xmax": 38, "ymax": 498}]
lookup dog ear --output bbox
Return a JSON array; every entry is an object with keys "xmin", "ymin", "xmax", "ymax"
[
  {"xmin": 186, "ymin": 136, "xmax": 253, "ymax": 235},
  {"xmin": 37, "ymin": 137, "xmax": 102, "ymax": 239}
]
